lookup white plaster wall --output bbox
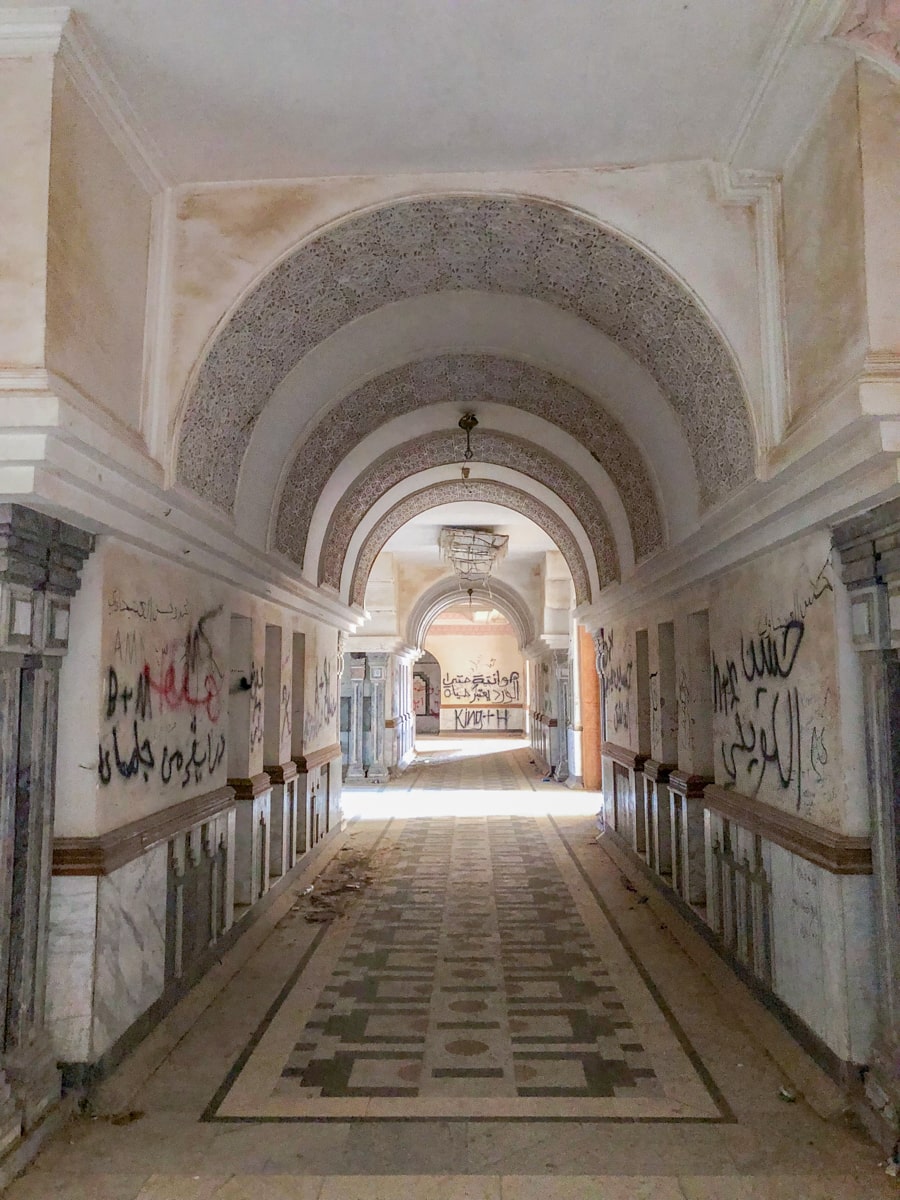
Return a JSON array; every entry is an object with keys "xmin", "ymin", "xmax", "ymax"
[
  {"xmin": 858, "ymin": 64, "xmax": 900, "ymax": 357},
  {"xmin": 593, "ymin": 529, "xmax": 858, "ymax": 836},
  {"xmin": 426, "ymin": 623, "xmax": 524, "ymax": 735},
  {"xmin": 46, "ymin": 63, "xmax": 152, "ymax": 433},
  {"xmin": 56, "ymin": 537, "xmax": 342, "ymax": 837},
  {"xmin": 708, "ymin": 531, "xmax": 843, "ymax": 829},
  {"xmin": 0, "ymin": 53, "xmax": 55, "ymax": 367},
  {"xmin": 782, "ymin": 66, "xmax": 868, "ymax": 421}
]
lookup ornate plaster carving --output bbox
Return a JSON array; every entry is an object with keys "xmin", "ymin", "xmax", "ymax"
[
  {"xmin": 313, "ymin": 428, "xmax": 620, "ymax": 590},
  {"xmin": 349, "ymin": 480, "xmax": 591, "ymax": 608},
  {"xmin": 177, "ymin": 195, "xmax": 754, "ymax": 514},
  {"xmin": 274, "ymin": 355, "xmax": 663, "ymax": 568}
]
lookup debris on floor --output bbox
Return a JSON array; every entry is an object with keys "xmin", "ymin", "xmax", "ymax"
[
  {"xmin": 284, "ymin": 844, "xmax": 386, "ymax": 926},
  {"xmin": 85, "ymin": 1109, "xmax": 144, "ymax": 1125},
  {"xmin": 778, "ymin": 1085, "xmax": 798, "ymax": 1103},
  {"xmin": 884, "ymin": 1142, "xmax": 900, "ymax": 1178}
]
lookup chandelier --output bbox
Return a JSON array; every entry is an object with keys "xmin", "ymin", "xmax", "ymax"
[{"xmin": 439, "ymin": 527, "xmax": 508, "ymax": 595}]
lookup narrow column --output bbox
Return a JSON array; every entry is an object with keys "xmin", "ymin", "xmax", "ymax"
[
  {"xmin": 367, "ymin": 652, "xmax": 390, "ymax": 783},
  {"xmin": 579, "ymin": 627, "xmax": 602, "ymax": 790},
  {"xmin": 834, "ymin": 503, "xmax": 900, "ymax": 1141},
  {"xmin": 345, "ymin": 655, "xmax": 366, "ymax": 780},
  {"xmin": 0, "ymin": 505, "xmax": 93, "ymax": 1135},
  {"xmin": 551, "ymin": 649, "xmax": 570, "ymax": 781}
]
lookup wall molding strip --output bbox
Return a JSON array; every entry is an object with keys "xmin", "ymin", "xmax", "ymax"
[
  {"xmin": 53, "ymin": 785, "xmax": 237, "ymax": 876},
  {"xmin": 293, "ymin": 743, "xmax": 342, "ymax": 773},
  {"xmin": 228, "ymin": 773, "xmax": 271, "ymax": 801},
  {"xmin": 704, "ymin": 783, "xmax": 873, "ymax": 875},
  {"xmin": 601, "ymin": 741, "xmax": 649, "ymax": 771}
]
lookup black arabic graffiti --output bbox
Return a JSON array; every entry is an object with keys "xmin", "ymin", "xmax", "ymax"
[
  {"xmin": 712, "ymin": 556, "xmax": 833, "ymax": 812},
  {"xmin": 106, "ymin": 590, "xmax": 189, "ymax": 623},
  {"xmin": 98, "ymin": 606, "xmax": 226, "ymax": 789},
  {"xmin": 98, "ymin": 715, "xmax": 226, "ymax": 788},
  {"xmin": 442, "ymin": 669, "xmax": 521, "ymax": 704}
]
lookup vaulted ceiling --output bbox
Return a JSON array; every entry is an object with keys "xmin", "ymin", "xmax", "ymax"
[{"xmin": 173, "ymin": 194, "xmax": 758, "ymax": 609}]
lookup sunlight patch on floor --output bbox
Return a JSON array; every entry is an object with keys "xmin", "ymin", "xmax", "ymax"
[
  {"xmin": 343, "ymin": 788, "xmax": 601, "ymax": 819},
  {"xmin": 343, "ymin": 736, "xmax": 602, "ymax": 820}
]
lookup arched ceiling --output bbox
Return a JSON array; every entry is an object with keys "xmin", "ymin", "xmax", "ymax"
[
  {"xmin": 406, "ymin": 578, "xmax": 537, "ymax": 653},
  {"xmin": 313, "ymin": 428, "xmax": 620, "ymax": 593},
  {"xmin": 177, "ymin": 194, "xmax": 755, "ymax": 519},
  {"xmin": 235, "ymin": 293, "xmax": 698, "ymax": 549},
  {"xmin": 273, "ymin": 354, "xmax": 660, "ymax": 571},
  {"xmin": 348, "ymin": 480, "xmax": 591, "ymax": 609}
]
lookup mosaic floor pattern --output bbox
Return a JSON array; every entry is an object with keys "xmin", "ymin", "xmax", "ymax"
[
  {"xmin": 397, "ymin": 743, "xmax": 536, "ymax": 792},
  {"xmin": 207, "ymin": 814, "xmax": 727, "ymax": 1121}
]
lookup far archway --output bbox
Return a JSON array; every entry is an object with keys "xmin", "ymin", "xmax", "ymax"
[
  {"xmin": 413, "ymin": 651, "xmax": 441, "ymax": 735},
  {"xmin": 423, "ymin": 603, "xmax": 525, "ymax": 738}
]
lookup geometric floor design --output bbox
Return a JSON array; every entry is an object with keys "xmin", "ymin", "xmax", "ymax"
[{"xmin": 206, "ymin": 812, "xmax": 728, "ymax": 1121}]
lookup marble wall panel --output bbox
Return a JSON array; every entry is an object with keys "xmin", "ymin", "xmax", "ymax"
[
  {"xmin": 91, "ymin": 844, "xmax": 167, "ymax": 1060},
  {"xmin": 45, "ymin": 876, "xmax": 98, "ymax": 1063}
]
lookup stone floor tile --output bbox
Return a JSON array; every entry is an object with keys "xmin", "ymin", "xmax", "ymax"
[
  {"xmin": 678, "ymin": 1173, "xmax": 899, "ymax": 1199},
  {"xmin": 211, "ymin": 1177, "xmax": 325, "ymax": 1199},
  {"xmin": 500, "ymin": 1177, "xmax": 685, "ymax": 1200},
  {"xmin": 6, "ymin": 747, "xmax": 889, "ymax": 1196},
  {"xmin": 135, "ymin": 1178, "xmax": 230, "ymax": 1200},
  {"xmin": 4, "ymin": 1173, "xmax": 149, "ymax": 1200},
  {"xmin": 318, "ymin": 1176, "xmax": 501, "ymax": 1200},
  {"xmin": 335, "ymin": 1121, "xmax": 469, "ymax": 1175}
]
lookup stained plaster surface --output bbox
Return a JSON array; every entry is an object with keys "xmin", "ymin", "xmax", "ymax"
[
  {"xmin": 9, "ymin": 744, "xmax": 891, "ymax": 1199},
  {"xmin": 167, "ymin": 163, "xmax": 764, "ymax": 437}
]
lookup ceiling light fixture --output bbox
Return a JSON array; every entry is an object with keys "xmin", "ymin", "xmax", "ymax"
[
  {"xmin": 439, "ymin": 527, "xmax": 508, "ymax": 604},
  {"xmin": 458, "ymin": 411, "xmax": 477, "ymax": 482}
]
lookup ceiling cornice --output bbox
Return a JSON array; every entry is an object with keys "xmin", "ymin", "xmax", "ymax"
[
  {"xmin": 0, "ymin": 5, "xmax": 69, "ymax": 56},
  {"xmin": 725, "ymin": 0, "xmax": 852, "ymax": 169},
  {"xmin": 57, "ymin": 13, "xmax": 171, "ymax": 192}
]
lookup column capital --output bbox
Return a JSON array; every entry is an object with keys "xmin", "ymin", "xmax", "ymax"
[
  {"xmin": 0, "ymin": 505, "xmax": 93, "ymax": 596},
  {"xmin": 833, "ymin": 498, "xmax": 900, "ymax": 651},
  {"xmin": 0, "ymin": 506, "xmax": 93, "ymax": 656}
]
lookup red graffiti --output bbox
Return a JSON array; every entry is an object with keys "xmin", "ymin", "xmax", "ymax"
[{"xmin": 143, "ymin": 606, "xmax": 224, "ymax": 723}]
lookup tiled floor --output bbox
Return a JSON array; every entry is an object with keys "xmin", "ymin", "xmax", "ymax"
[{"xmin": 7, "ymin": 742, "xmax": 895, "ymax": 1198}]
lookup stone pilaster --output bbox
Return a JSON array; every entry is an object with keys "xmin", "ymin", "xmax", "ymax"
[
  {"xmin": 345, "ymin": 655, "xmax": 366, "ymax": 781},
  {"xmin": 367, "ymin": 653, "xmax": 389, "ymax": 783},
  {"xmin": 0, "ymin": 504, "xmax": 93, "ymax": 1134},
  {"xmin": 833, "ymin": 499, "xmax": 900, "ymax": 1146},
  {"xmin": 551, "ymin": 649, "xmax": 570, "ymax": 781}
]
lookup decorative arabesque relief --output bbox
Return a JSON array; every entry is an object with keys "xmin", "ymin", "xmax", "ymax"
[
  {"xmin": 349, "ymin": 479, "xmax": 591, "ymax": 608},
  {"xmin": 275, "ymin": 355, "xmax": 663, "ymax": 569},
  {"xmin": 313, "ymin": 428, "xmax": 620, "ymax": 590},
  {"xmin": 178, "ymin": 195, "xmax": 754, "ymax": 514}
]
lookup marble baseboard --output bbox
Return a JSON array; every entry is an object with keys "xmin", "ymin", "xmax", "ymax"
[
  {"xmin": 47, "ymin": 850, "xmax": 168, "ymax": 1063},
  {"xmin": 45, "ymin": 876, "xmax": 99, "ymax": 1063},
  {"xmin": 769, "ymin": 843, "xmax": 877, "ymax": 1064},
  {"xmin": 92, "ymin": 846, "xmax": 167, "ymax": 1060}
]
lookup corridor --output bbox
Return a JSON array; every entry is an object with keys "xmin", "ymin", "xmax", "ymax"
[{"xmin": 7, "ymin": 745, "xmax": 891, "ymax": 1199}]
